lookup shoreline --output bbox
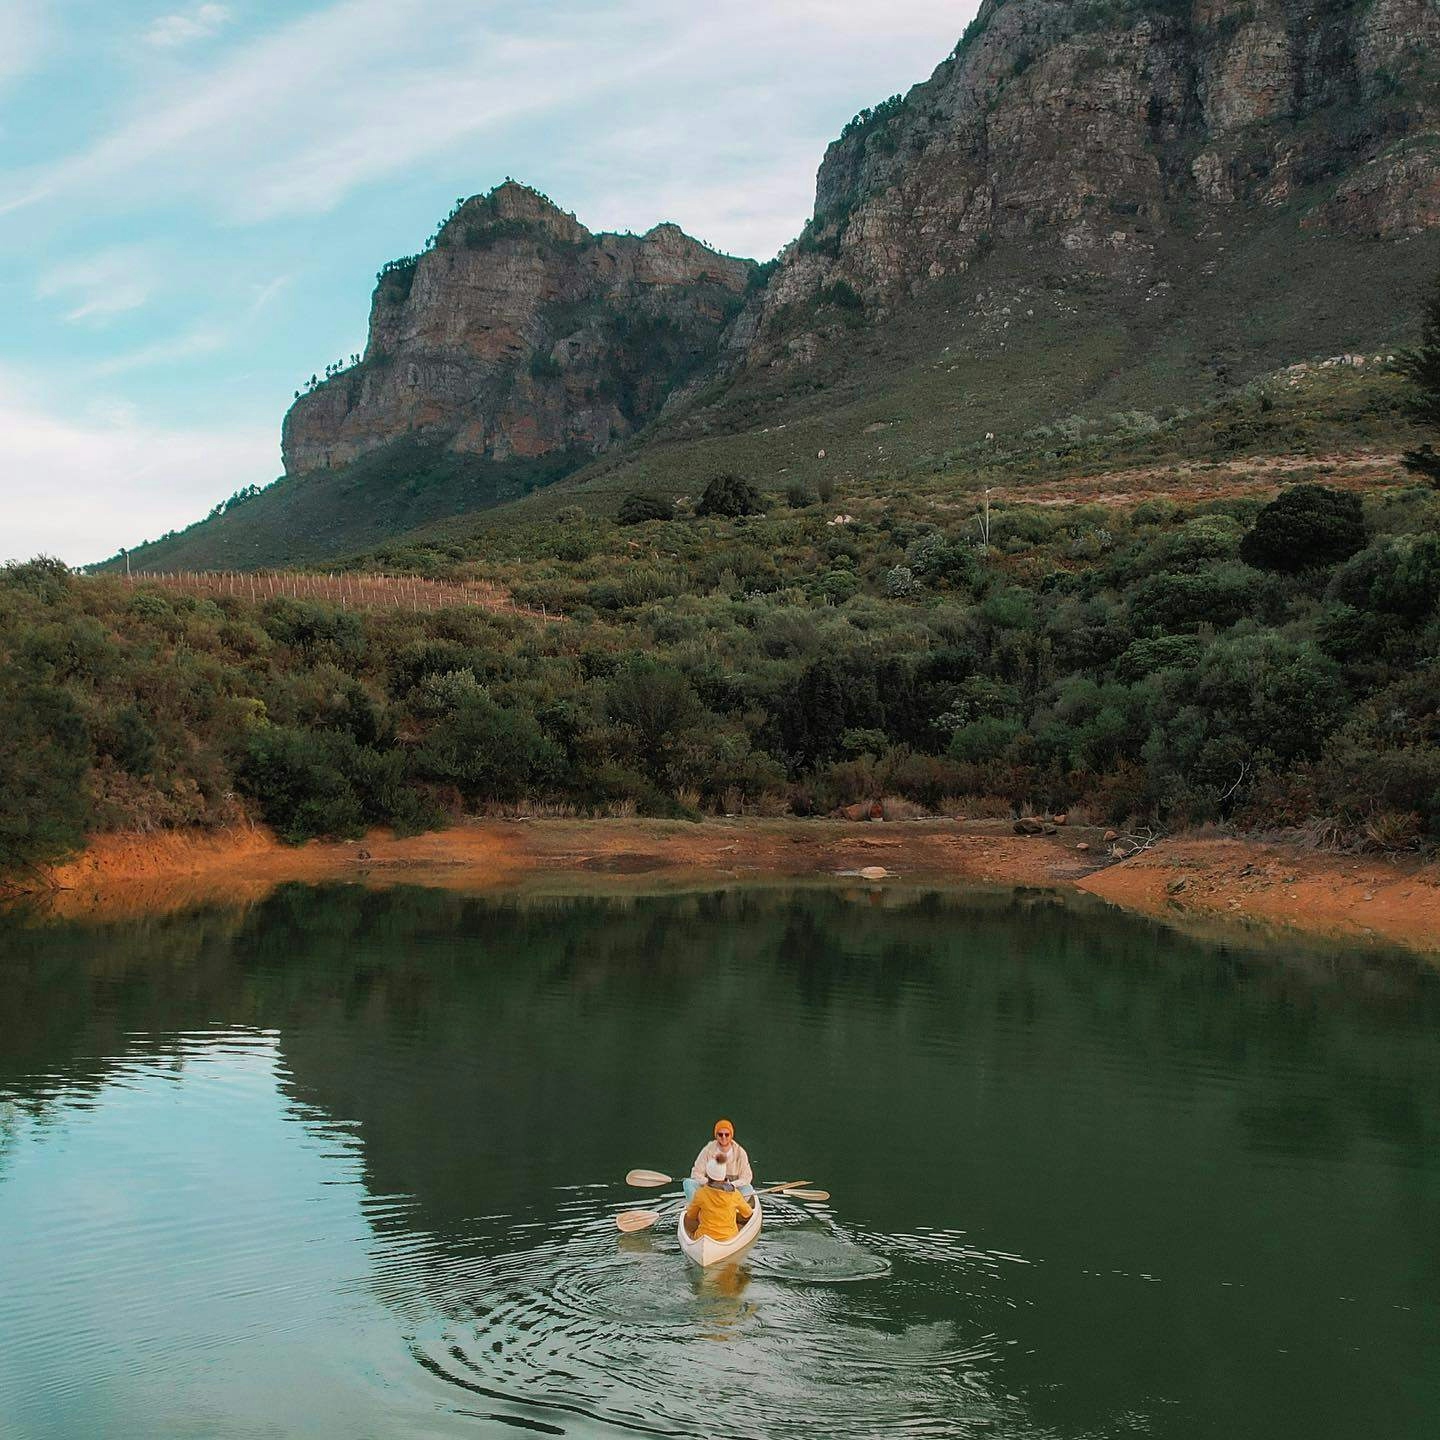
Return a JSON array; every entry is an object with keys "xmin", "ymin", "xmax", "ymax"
[{"xmin": 7, "ymin": 818, "xmax": 1438, "ymax": 955}]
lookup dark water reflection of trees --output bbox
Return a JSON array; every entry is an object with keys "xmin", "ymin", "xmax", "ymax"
[
  {"xmin": 5, "ymin": 883, "xmax": 1440, "ymax": 1437},
  {"xmin": 5, "ymin": 883, "xmax": 1439, "ymax": 1205}
]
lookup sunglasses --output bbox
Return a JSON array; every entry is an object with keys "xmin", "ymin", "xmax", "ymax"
[{"xmin": 716, "ymin": 1132, "xmax": 732, "ymax": 1139}]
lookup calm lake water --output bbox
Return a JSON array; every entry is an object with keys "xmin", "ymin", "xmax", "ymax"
[{"xmin": 1, "ymin": 882, "xmax": 1437, "ymax": 1439}]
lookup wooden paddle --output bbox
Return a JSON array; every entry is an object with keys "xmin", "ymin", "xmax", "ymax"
[
  {"xmin": 624, "ymin": 1168, "xmax": 673, "ymax": 1188},
  {"xmin": 615, "ymin": 1207, "xmax": 668, "ymax": 1232},
  {"xmin": 613, "ymin": 1179, "xmax": 815, "ymax": 1232}
]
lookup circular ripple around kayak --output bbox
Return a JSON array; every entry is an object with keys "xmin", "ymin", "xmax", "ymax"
[
  {"xmin": 748, "ymin": 1226, "xmax": 892, "ymax": 1283},
  {"xmin": 394, "ymin": 1212, "xmax": 1052, "ymax": 1440}
]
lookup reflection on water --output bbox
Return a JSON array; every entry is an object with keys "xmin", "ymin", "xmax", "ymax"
[{"xmin": 0, "ymin": 883, "xmax": 1438, "ymax": 1438}]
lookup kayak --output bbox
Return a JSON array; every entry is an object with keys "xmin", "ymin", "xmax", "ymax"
[{"xmin": 677, "ymin": 1190, "xmax": 763, "ymax": 1268}]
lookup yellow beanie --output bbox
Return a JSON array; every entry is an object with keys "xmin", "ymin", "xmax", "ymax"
[{"xmin": 714, "ymin": 1118, "xmax": 734, "ymax": 1136}]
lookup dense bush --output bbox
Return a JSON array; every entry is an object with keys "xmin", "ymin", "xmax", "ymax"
[
  {"xmin": 1239, "ymin": 484, "xmax": 1367, "ymax": 573},
  {"xmin": 696, "ymin": 473, "xmax": 765, "ymax": 518},
  {"xmin": 1400, "ymin": 269, "xmax": 1440, "ymax": 484},
  {"xmin": 0, "ymin": 679, "xmax": 91, "ymax": 871},
  {"xmin": 617, "ymin": 492, "xmax": 676, "ymax": 525},
  {"xmin": 3, "ymin": 454, "xmax": 1439, "ymax": 871}
]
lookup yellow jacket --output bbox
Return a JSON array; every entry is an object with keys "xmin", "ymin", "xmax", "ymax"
[{"xmin": 684, "ymin": 1184, "xmax": 753, "ymax": 1242}]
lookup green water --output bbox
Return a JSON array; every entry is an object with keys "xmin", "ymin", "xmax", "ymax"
[{"xmin": 0, "ymin": 883, "xmax": 1437, "ymax": 1439}]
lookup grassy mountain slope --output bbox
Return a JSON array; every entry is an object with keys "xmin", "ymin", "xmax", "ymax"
[
  {"xmin": 92, "ymin": 0, "xmax": 1440, "ymax": 572},
  {"xmin": 372, "ymin": 223, "xmax": 1434, "ymax": 552},
  {"xmin": 92, "ymin": 440, "xmax": 586, "ymax": 573}
]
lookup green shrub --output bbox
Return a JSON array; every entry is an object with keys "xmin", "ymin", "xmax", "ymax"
[
  {"xmin": 617, "ymin": 492, "xmax": 676, "ymax": 525},
  {"xmin": 819, "ymin": 280, "xmax": 864, "ymax": 311},
  {"xmin": 1113, "ymin": 634, "xmax": 1200, "ymax": 682},
  {"xmin": 1239, "ymin": 485, "xmax": 1367, "ymax": 573},
  {"xmin": 1329, "ymin": 536, "xmax": 1440, "ymax": 619},
  {"xmin": 696, "ymin": 473, "xmax": 765, "ymax": 518},
  {"xmin": 0, "ymin": 680, "xmax": 92, "ymax": 871},
  {"xmin": 1129, "ymin": 565, "xmax": 1266, "ymax": 633},
  {"xmin": 3, "ymin": 556, "xmax": 75, "ymax": 604},
  {"xmin": 948, "ymin": 716, "xmax": 1023, "ymax": 764},
  {"xmin": 237, "ymin": 726, "xmax": 370, "ymax": 843},
  {"xmin": 96, "ymin": 704, "xmax": 158, "ymax": 778},
  {"xmin": 412, "ymin": 696, "xmax": 562, "ymax": 804}
]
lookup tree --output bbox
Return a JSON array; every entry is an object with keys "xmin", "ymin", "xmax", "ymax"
[
  {"xmin": 412, "ymin": 696, "xmax": 562, "ymax": 804},
  {"xmin": 1238, "ymin": 485, "xmax": 1366, "ymax": 573},
  {"xmin": 604, "ymin": 660, "xmax": 702, "ymax": 780},
  {"xmin": 1400, "ymin": 270, "xmax": 1440, "ymax": 486},
  {"xmin": 0, "ymin": 681, "xmax": 92, "ymax": 874},
  {"xmin": 696, "ymin": 473, "xmax": 764, "ymax": 518},
  {"xmin": 617, "ymin": 492, "xmax": 675, "ymax": 525}
]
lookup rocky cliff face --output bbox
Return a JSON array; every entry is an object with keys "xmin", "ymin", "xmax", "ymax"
[
  {"xmin": 188, "ymin": 0, "xmax": 1440, "ymax": 571},
  {"xmin": 740, "ymin": 0, "xmax": 1440, "ymax": 361},
  {"xmin": 282, "ymin": 183, "xmax": 752, "ymax": 475}
]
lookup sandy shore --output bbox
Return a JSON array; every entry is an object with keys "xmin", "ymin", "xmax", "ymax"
[{"xmin": 8, "ymin": 818, "xmax": 1438, "ymax": 955}]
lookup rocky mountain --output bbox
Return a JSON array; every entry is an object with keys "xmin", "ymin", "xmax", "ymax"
[
  {"xmin": 104, "ymin": 0, "xmax": 1440, "ymax": 571},
  {"xmin": 283, "ymin": 182, "xmax": 753, "ymax": 475},
  {"xmin": 738, "ymin": 0, "xmax": 1438, "ymax": 357}
]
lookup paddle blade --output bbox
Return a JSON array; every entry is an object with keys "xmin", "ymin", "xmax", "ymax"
[
  {"xmin": 758, "ymin": 1179, "xmax": 812, "ymax": 1194},
  {"xmin": 615, "ymin": 1209, "xmax": 662, "ymax": 1232},
  {"xmin": 625, "ymin": 1169, "xmax": 673, "ymax": 1188},
  {"xmin": 785, "ymin": 1188, "xmax": 830, "ymax": 1202}
]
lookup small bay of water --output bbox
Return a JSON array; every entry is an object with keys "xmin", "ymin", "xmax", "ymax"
[{"xmin": 1, "ymin": 882, "xmax": 1437, "ymax": 1438}]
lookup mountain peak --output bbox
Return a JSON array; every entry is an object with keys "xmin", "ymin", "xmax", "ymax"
[{"xmin": 279, "ymin": 188, "xmax": 751, "ymax": 480}]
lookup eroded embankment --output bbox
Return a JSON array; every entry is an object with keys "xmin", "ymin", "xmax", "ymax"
[
  {"xmin": 1076, "ymin": 837, "xmax": 1440, "ymax": 954},
  {"xmin": 8, "ymin": 820, "xmax": 1439, "ymax": 955}
]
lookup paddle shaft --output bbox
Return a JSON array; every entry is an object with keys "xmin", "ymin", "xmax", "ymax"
[{"xmin": 614, "ymin": 1179, "xmax": 814, "ymax": 1232}]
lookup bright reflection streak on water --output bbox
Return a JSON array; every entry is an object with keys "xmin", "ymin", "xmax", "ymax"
[{"xmin": 0, "ymin": 883, "xmax": 1438, "ymax": 1438}]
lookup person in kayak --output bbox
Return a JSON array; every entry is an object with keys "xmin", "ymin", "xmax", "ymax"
[
  {"xmin": 683, "ymin": 1156, "xmax": 754, "ymax": 1242},
  {"xmin": 683, "ymin": 1118, "xmax": 754, "ymax": 1201}
]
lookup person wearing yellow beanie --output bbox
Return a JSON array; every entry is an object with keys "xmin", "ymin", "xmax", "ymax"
[{"xmin": 682, "ymin": 1118, "xmax": 754, "ymax": 1202}]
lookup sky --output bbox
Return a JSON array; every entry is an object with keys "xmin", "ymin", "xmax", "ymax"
[{"xmin": 0, "ymin": 0, "xmax": 977, "ymax": 566}]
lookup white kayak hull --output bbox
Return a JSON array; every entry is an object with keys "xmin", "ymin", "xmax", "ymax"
[{"xmin": 677, "ymin": 1192, "xmax": 762, "ymax": 1267}]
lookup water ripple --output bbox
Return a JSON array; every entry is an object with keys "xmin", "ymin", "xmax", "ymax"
[{"xmin": 378, "ymin": 1199, "xmax": 1055, "ymax": 1440}]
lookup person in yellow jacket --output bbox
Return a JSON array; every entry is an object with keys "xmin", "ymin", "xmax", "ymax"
[{"xmin": 683, "ymin": 1157, "xmax": 753, "ymax": 1242}]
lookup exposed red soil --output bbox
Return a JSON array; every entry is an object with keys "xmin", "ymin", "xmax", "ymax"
[
  {"xmin": 1077, "ymin": 837, "xmax": 1440, "ymax": 953},
  {"xmin": 1016, "ymin": 450, "xmax": 1404, "ymax": 508},
  {"xmin": 12, "ymin": 820, "xmax": 1438, "ymax": 957}
]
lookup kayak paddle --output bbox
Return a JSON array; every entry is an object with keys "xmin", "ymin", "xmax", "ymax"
[
  {"xmin": 624, "ymin": 1169, "xmax": 673, "ymax": 1187},
  {"xmin": 613, "ymin": 1179, "xmax": 815, "ymax": 1231}
]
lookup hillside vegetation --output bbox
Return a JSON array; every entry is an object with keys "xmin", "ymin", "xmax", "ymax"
[
  {"xmin": 6, "ymin": 355, "xmax": 1438, "ymax": 879},
  {"xmin": 94, "ymin": 0, "xmax": 1440, "ymax": 573},
  {"xmin": 100, "ymin": 228, "xmax": 1431, "ymax": 573}
]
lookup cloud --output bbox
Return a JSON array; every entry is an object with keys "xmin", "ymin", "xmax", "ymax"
[
  {"xmin": 92, "ymin": 324, "xmax": 227, "ymax": 375},
  {"xmin": 146, "ymin": 4, "xmax": 232, "ymax": 49},
  {"xmin": 90, "ymin": 275, "xmax": 293, "ymax": 374},
  {"xmin": 0, "ymin": 0, "xmax": 44, "ymax": 90},
  {"xmin": 36, "ymin": 248, "xmax": 155, "ymax": 324},
  {"xmin": 3, "ymin": 0, "xmax": 974, "ymax": 252},
  {"xmin": 0, "ymin": 370, "xmax": 278, "ymax": 566}
]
